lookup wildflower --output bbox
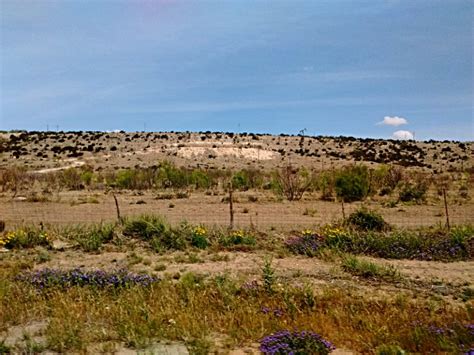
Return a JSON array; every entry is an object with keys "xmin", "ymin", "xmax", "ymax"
[
  {"xmin": 260, "ymin": 330, "xmax": 335, "ymax": 354},
  {"xmin": 17, "ymin": 268, "xmax": 160, "ymax": 290}
]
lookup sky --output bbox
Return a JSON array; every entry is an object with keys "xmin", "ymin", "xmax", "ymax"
[{"xmin": 0, "ymin": 0, "xmax": 472, "ymax": 141}]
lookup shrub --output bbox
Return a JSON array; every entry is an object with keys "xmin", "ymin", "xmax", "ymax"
[
  {"xmin": 259, "ymin": 330, "xmax": 335, "ymax": 354},
  {"xmin": 60, "ymin": 168, "xmax": 84, "ymax": 190},
  {"xmin": 232, "ymin": 170, "xmax": 251, "ymax": 191},
  {"xmin": 347, "ymin": 208, "xmax": 388, "ymax": 231},
  {"xmin": 398, "ymin": 181, "xmax": 428, "ymax": 203},
  {"xmin": 123, "ymin": 215, "xmax": 168, "ymax": 240},
  {"xmin": 220, "ymin": 230, "xmax": 256, "ymax": 248},
  {"xmin": 191, "ymin": 226, "xmax": 209, "ymax": 249},
  {"xmin": 0, "ymin": 228, "xmax": 51, "ymax": 249},
  {"xmin": 335, "ymin": 166, "xmax": 369, "ymax": 202},
  {"xmin": 73, "ymin": 224, "xmax": 115, "ymax": 252},
  {"xmin": 190, "ymin": 170, "xmax": 212, "ymax": 189},
  {"xmin": 156, "ymin": 161, "xmax": 188, "ymax": 189},
  {"xmin": 273, "ymin": 166, "xmax": 313, "ymax": 201}
]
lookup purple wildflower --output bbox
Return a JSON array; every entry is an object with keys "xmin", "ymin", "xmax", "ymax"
[
  {"xmin": 260, "ymin": 330, "xmax": 335, "ymax": 354},
  {"xmin": 17, "ymin": 268, "xmax": 160, "ymax": 290}
]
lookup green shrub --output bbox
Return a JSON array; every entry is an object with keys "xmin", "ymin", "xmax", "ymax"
[
  {"xmin": 232, "ymin": 170, "xmax": 251, "ymax": 190},
  {"xmin": 220, "ymin": 230, "xmax": 256, "ymax": 248},
  {"xmin": 347, "ymin": 208, "xmax": 388, "ymax": 231},
  {"xmin": 191, "ymin": 226, "xmax": 209, "ymax": 249},
  {"xmin": 190, "ymin": 170, "xmax": 213, "ymax": 189},
  {"xmin": 74, "ymin": 224, "xmax": 115, "ymax": 252},
  {"xmin": 335, "ymin": 166, "xmax": 369, "ymax": 202},
  {"xmin": 156, "ymin": 161, "xmax": 188, "ymax": 189},
  {"xmin": 398, "ymin": 181, "xmax": 428, "ymax": 203},
  {"xmin": 1, "ymin": 228, "xmax": 51, "ymax": 249},
  {"xmin": 123, "ymin": 215, "xmax": 168, "ymax": 240}
]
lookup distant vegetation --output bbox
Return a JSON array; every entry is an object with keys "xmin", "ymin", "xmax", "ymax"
[{"xmin": 2, "ymin": 159, "xmax": 470, "ymax": 207}]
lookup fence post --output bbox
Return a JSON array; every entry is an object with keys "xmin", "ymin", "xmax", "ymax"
[
  {"xmin": 442, "ymin": 188, "xmax": 450, "ymax": 230},
  {"xmin": 229, "ymin": 181, "xmax": 234, "ymax": 230},
  {"xmin": 113, "ymin": 192, "xmax": 123, "ymax": 224}
]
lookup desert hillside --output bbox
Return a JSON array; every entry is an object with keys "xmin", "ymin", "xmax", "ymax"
[{"xmin": 1, "ymin": 131, "xmax": 472, "ymax": 173}]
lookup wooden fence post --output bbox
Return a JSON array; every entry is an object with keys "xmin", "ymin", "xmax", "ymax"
[
  {"xmin": 442, "ymin": 188, "xmax": 450, "ymax": 230},
  {"xmin": 229, "ymin": 181, "xmax": 234, "ymax": 230},
  {"xmin": 113, "ymin": 192, "xmax": 123, "ymax": 224}
]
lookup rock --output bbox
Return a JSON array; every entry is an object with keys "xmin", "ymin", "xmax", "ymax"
[{"xmin": 51, "ymin": 240, "xmax": 74, "ymax": 251}]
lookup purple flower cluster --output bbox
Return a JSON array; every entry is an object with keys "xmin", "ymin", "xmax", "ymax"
[
  {"xmin": 262, "ymin": 306, "xmax": 284, "ymax": 317},
  {"xmin": 260, "ymin": 330, "xmax": 335, "ymax": 354},
  {"xmin": 18, "ymin": 268, "xmax": 160, "ymax": 289},
  {"xmin": 285, "ymin": 234, "xmax": 324, "ymax": 257},
  {"xmin": 467, "ymin": 324, "xmax": 474, "ymax": 336}
]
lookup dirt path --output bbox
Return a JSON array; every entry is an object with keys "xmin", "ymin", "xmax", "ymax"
[{"xmin": 33, "ymin": 159, "xmax": 86, "ymax": 174}]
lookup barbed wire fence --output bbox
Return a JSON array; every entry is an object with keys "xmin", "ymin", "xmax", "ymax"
[{"xmin": 2, "ymin": 187, "xmax": 473, "ymax": 232}]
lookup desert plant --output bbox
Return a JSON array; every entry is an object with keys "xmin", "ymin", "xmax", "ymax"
[
  {"xmin": 220, "ymin": 230, "xmax": 256, "ymax": 248},
  {"xmin": 273, "ymin": 165, "xmax": 313, "ymax": 201},
  {"xmin": 347, "ymin": 208, "xmax": 388, "ymax": 231},
  {"xmin": 123, "ymin": 215, "xmax": 168, "ymax": 240},
  {"xmin": 190, "ymin": 226, "xmax": 209, "ymax": 249},
  {"xmin": 73, "ymin": 224, "xmax": 115, "ymax": 252},
  {"xmin": 398, "ymin": 181, "xmax": 428, "ymax": 203},
  {"xmin": 335, "ymin": 165, "xmax": 369, "ymax": 203},
  {"xmin": 0, "ymin": 228, "xmax": 51, "ymax": 249}
]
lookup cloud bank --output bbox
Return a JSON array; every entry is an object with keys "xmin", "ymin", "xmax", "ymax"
[{"xmin": 379, "ymin": 116, "xmax": 408, "ymax": 126}]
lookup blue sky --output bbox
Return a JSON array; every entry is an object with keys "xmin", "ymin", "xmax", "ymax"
[{"xmin": 1, "ymin": 0, "xmax": 472, "ymax": 140}]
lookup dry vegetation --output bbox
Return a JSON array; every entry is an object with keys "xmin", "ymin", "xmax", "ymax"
[{"xmin": 0, "ymin": 131, "xmax": 473, "ymax": 354}]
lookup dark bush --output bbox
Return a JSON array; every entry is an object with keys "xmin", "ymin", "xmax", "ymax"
[
  {"xmin": 398, "ymin": 181, "xmax": 428, "ymax": 203},
  {"xmin": 347, "ymin": 208, "xmax": 388, "ymax": 231}
]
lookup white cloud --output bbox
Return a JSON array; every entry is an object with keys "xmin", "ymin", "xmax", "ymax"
[
  {"xmin": 392, "ymin": 130, "xmax": 414, "ymax": 140},
  {"xmin": 379, "ymin": 116, "xmax": 408, "ymax": 126}
]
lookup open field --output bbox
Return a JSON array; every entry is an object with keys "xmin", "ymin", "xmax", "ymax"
[
  {"xmin": 1, "ymin": 131, "xmax": 473, "ymax": 354},
  {"xmin": 1, "ymin": 190, "xmax": 473, "ymax": 230}
]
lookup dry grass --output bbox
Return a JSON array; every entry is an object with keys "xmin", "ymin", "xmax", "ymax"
[{"xmin": 1, "ymin": 258, "xmax": 472, "ymax": 353}]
